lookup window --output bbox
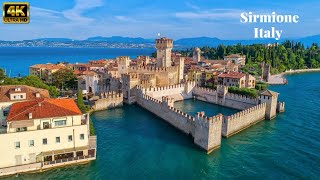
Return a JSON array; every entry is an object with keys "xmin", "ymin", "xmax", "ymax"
[
  {"xmin": 43, "ymin": 122, "xmax": 50, "ymax": 129},
  {"xmin": 54, "ymin": 120, "xmax": 66, "ymax": 127},
  {"xmin": 43, "ymin": 138, "xmax": 48, "ymax": 145},
  {"xmin": 15, "ymin": 142, "xmax": 20, "ymax": 149},
  {"xmin": 16, "ymin": 127, "xmax": 27, "ymax": 132},
  {"xmin": 29, "ymin": 140, "xmax": 34, "ymax": 147},
  {"xmin": 56, "ymin": 137, "xmax": 60, "ymax": 143},
  {"xmin": 68, "ymin": 135, "xmax": 73, "ymax": 142},
  {"xmin": 80, "ymin": 134, "xmax": 84, "ymax": 140}
]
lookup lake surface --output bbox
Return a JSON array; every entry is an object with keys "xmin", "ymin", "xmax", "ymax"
[
  {"xmin": 1, "ymin": 48, "xmax": 320, "ymax": 179},
  {"xmin": 0, "ymin": 47, "xmax": 154, "ymax": 77}
]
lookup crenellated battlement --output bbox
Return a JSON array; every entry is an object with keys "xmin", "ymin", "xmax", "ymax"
[
  {"xmin": 138, "ymin": 83, "xmax": 185, "ymax": 93},
  {"xmin": 225, "ymin": 103, "xmax": 266, "ymax": 121},
  {"xmin": 193, "ymin": 86, "xmax": 217, "ymax": 95},
  {"xmin": 139, "ymin": 93, "xmax": 195, "ymax": 122},
  {"xmin": 129, "ymin": 65, "xmax": 177, "ymax": 72},
  {"xmin": 121, "ymin": 73, "xmax": 139, "ymax": 80},
  {"xmin": 99, "ymin": 91, "xmax": 123, "ymax": 99},
  {"xmin": 116, "ymin": 56, "xmax": 130, "ymax": 63},
  {"xmin": 156, "ymin": 37, "xmax": 173, "ymax": 49},
  {"xmin": 225, "ymin": 92, "xmax": 258, "ymax": 103},
  {"xmin": 93, "ymin": 91, "xmax": 123, "ymax": 111},
  {"xmin": 196, "ymin": 111, "xmax": 223, "ymax": 125},
  {"xmin": 222, "ymin": 103, "xmax": 267, "ymax": 137}
]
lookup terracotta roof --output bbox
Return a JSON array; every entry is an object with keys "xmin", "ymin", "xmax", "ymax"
[
  {"xmin": 7, "ymin": 98, "xmax": 82, "ymax": 121},
  {"xmin": 0, "ymin": 85, "xmax": 50, "ymax": 103},
  {"xmin": 218, "ymin": 72, "xmax": 246, "ymax": 79},
  {"xmin": 30, "ymin": 64, "xmax": 66, "ymax": 70}
]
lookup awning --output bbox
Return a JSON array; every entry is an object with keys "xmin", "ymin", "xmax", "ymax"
[{"xmin": 10, "ymin": 120, "xmax": 34, "ymax": 128}]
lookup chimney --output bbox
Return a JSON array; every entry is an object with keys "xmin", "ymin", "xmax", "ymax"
[{"xmin": 28, "ymin": 113, "xmax": 32, "ymax": 119}]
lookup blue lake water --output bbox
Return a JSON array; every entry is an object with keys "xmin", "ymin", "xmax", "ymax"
[
  {"xmin": 1, "ymin": 48, "xmax": 320, "ymax": 179},
  {"xmin": 0, "ymin": 47, "xmax": 154, "ymax": 77}
]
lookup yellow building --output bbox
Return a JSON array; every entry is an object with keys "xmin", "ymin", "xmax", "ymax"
[
  {"xmin": 187, "ymin": 70, "xmax": 204, "ymax": 86},
  {"xmin": 218, "ymin": 72, "xmax": 256, "ymax": 88},
  {"xmin": 204, "ymin": 71, "xmax": 218, "ymax": 87},
  {"xmin": 0, "ymin": 98, "xmax": 96, "ymax": 177}
]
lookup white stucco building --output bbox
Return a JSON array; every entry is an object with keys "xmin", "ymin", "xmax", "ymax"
[{"xmin": 0, "ymin": 98, "xmax": 96, "ymax": 177}]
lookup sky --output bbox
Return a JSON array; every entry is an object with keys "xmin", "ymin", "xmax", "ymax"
[{"xmin": 0, "ymin": 0, "xmax": 319, "ymax": 40}]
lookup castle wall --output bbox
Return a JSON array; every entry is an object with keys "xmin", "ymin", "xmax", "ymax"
[
  {"xmin": 136, "ymin": 93, "xmax": 223, "ymax": 153},
  {"xmin": 138, "ymin": 81, "xmax": 196, "ymax": 101},
  {"xmin": 107, "ymin": 78, "xmax": 121, "ymax": 91},
  {"xmin": 129, "ymin": 66, "xmax": 179, "ymax": 87},
  {"xmin": 92, "ymin": 92, "xmax": 123, "ymax": 111},
  {"xmin": 194, "ymin": 113, "xmax": 223, "ymax": 152},
  {"xmin": 137, "ymin": 94, "xmax": 194, "ymax": 135},
  {"xmin": 193, "ymin": 87, "xmax": 258, "ymax": 110},
  {"xmin": 222, "ymin": 103, "xmax": 266, "ymax": 137}
]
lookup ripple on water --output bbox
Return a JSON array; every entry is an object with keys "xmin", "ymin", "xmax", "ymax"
[{"xmin": 6, "ymin": 72, "xmax": 320, "ymax": 179}]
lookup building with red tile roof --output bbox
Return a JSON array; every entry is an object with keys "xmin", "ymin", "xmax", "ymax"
[
  {"xmin": 218, "ymin": 72, "xmax": 256, "ymax": 88},
  {"xmin": 0, "ymin": 97, "xmax": 96, "ymax": 174},
  {"xmin": 7, "ymin": 98, "xmax": 82, "ymax": 122},
  {"xmin": 0, "ymin": 85, "xmax": 50, "ymax": 126}
]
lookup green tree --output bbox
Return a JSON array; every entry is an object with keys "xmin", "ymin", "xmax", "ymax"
[
  {"xmin": 52, "ymin": 68, "xmax": 77, "ymax": 90},
  {"xmin": 76, "ymin": 89, "xmax": 95, "ymax": 135},
  {"xmin": 0, "ymin": 68, "xmax": 6, "ymax": 81},
  {"xmin": 76, "ymin": 89, "xmax": 87, "ymax": 113}
]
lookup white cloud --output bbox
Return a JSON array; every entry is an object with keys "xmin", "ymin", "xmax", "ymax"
[
  {"xmin": 185, "ymin": 2, "xmax": 200, "ymax": 10},
  {"xmin": 31, "ymin": 7, "xmax": 62, "ymax": 19},
  {"xmin": 176, "ymin": 9, "xmax": 243, "ymax": 20},
  {"xmin": 115, "ymin": 16, "xmax": 130, "ymax": 21},
  {"xmin": 62, "ymin": 0, "xmax": 103, "ymax": 24}
]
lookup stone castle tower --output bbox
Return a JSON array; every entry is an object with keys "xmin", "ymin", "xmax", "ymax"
[
  {"xmin": 156, "ymin": 37, "xmax": 173, "ymax": 68},
  {"xmin": 178, "ymin": 57, "xmax": 185, "ymax": 83},
  {"xmin": 193, "ymin": 47, "xmax": 201, "ymax": 63},
  {"xmin": 137, "ymin": 55, "xmax": 150, "ymax": 66},
  {"xmin": 261, "ymin": 62, "xmax": 271, "ymax": 82},
  {"xmin": 117, "ymin": 56, "xmax": 130, "ymax": 75},
  {"xmin": 259, "ymin": 90, "xmax": 278, "ymax": 120}
]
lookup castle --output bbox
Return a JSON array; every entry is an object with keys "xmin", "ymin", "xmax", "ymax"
[
  {"xmin": 33, "ymin": 37, "xmax": 285, "ymax": 154},
  {"xmin": 115, "ymin": 37, "xmax": 185, "ymax": 104},
  {"xmin": 77, "ymin": 37, "xmax": 286, "ymax": 154}
]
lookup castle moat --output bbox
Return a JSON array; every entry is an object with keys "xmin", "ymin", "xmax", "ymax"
[{"xmin": 5, "ymin": 72, "xmax": 320, "ymax": 179}]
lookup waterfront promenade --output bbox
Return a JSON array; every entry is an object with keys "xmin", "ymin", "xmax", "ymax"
[{"xmin": 267, "ymin": 68, "xmax": 320, "ymax": 85}]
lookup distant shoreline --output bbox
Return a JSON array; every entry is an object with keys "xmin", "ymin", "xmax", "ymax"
[
  {"xmin": 267, "ymin": 68, "xmax": 320, "ymax": 85},
  {"xmin": 281, "ymin": 68, "xmax": 320, "ymax": 75}
]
